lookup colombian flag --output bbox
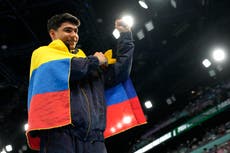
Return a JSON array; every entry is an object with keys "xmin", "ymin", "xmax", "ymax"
[{"xmin": 26, "ymin": 39, "xmax": 146, "ymax": 150}]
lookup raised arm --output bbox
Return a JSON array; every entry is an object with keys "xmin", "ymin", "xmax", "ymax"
[{"xmin": 104, "ymin": 19, "xmax": 135, "ymax": 88}]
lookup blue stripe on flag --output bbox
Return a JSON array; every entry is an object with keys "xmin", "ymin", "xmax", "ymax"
[
  {"xmin": 105, "ymin": 83, "xmax": 128, "ymax": 106},
  {"xmin": 123, "ymin": 78, "xmax": 137, "ymax": 99},
  {"xmin": 28, "ymin": 59, "xmax": 70, "ymax": 109},
  {"xmin": 105, "ymin": 78, "xmax": 136, "ymax": 106}
]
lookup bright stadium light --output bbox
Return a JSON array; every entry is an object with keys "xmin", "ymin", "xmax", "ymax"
[
  {"xmin": 112, "ymin": 29, "xmax": 120, "ymax": 39},
  {"xmin": 170, "ymin": 0, "xmax": 177, "ymax": 8},
  {"xmin": 137, "ymin": 29, "xmax": 145, "ymax": 40},
  {"xmin": 5, "ymin": 145, "xmax": 13, "ymax": 152},
  {"xmin": 202, "ymin": 59, "xmax": 211, "ymax": 68},
  {"xmin": 144, "ymin": 100, "xmax": 153, "ymax": 109},
  {"xmin": 145, "ymin": 20, "xmax": 154, "ymax": 31},
  {"xmin": 212, "ymin": 48, "xmax": 226, "ymax": 62},
  {"xmin": 1, "ymin": 149, "xmax": 6, "ymax": 153},
  {"xmin": 138, "ymin": 0, "xmax": 148, "ymax": 9}
]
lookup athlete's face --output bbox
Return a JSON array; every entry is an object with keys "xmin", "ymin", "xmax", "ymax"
[{"xmin": 49, "ymin": 22, "xmax": 79, "ymax": 50}]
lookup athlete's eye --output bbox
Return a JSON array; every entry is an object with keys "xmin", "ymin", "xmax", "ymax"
[{"xmin": 64, "ymin": 29, "xmax": 72, "ymax": 33}]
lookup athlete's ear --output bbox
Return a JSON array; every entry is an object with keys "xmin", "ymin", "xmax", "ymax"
[{"xmin": 49, "ymin": 29, "xmax": 56, "ymax": 40}]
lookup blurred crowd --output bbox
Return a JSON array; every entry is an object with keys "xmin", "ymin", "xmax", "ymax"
[
  {"xmin": 169, "ymin": 120, "xmax": 230, "ymax": 153},
  {"xmin": 132, "ymin": 79, "xmax": 230, "ymax": 153}
]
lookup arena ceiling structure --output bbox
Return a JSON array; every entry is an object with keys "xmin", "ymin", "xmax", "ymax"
[{"xmin": 1, "ymin": 0, "xmax": 230, "ymax": 152}]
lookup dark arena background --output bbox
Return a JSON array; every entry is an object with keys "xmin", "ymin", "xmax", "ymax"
[{"xmin": 1, "ymin": 0, "xmax": 230, "ymax": 153}]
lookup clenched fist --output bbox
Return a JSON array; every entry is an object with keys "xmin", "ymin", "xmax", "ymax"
[
  {"xmin": 94, "ymin": 52, "xmax": 108, "ymax": 66},
  {"xmin": 115, "ymin": 19, "xmax": 131, "ymax": 33}
]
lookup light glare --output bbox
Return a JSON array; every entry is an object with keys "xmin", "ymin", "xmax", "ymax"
[
  {"xmin": 144, "ymin": 100, "xmax": 152, "ymax": 109},
  {"xmin": 24, "ymin": 123, "xmax": 28, "ymax": 131},
  {"xmin": 212, "ymin": 48, "xmax": 226, "ymax": 62},
  {"xmin": 22, "ymin": 145, "xmax": 28, "ymax": 151},
  {"xmin": 112, "ymin": 29, "xmax": 120, "ymax": 39},
  {"xmin": 145, "ymin": 21, "xmax": 154, "ymax": 31},
  {"xmin": 170, "ymin": 0, "xmax": 177, "ymax": 8},
  {"xmin": 202, "ymin": 59, "xmax": 211, "ymax": 68},
  {"xmin": 209, "ymin": 69, "xmax": 216, "ymax": 77},
  {"xmin": 123, "ymin": 116, "xmax": 132, "ymax": 124},
  {"xmin": 1, "ymin": 149, "xmax": 6, "ymax": 153},
  {"xmin": 137, "ymin": 30, "xmax": 145, "ymax": 40},
  {"xmin": 117, "ymin": 123, "xmax": 122, "ymax": 129},
  {"xmin": 5, "ymin": 145, "xmax": 12, "ymax": 152},
  {"xmin": 138, "ymin": 0, "xmax": 148, "ymax": 9},
  {"xmin": 121, "ymin": 15, "xmax": 134, "ymax": 27},
  {"xmin": 110, "ymin": 127, "xmax": 116, "ymax": 133}
]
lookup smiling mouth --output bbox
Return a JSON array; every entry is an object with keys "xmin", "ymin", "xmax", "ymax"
[
  {"xmin": 66, "ymin": 40, "xmax": 78, "ymax": 48},
  {"xmin": 67, "ymin": 40, "xmax": 76, "ymax": 45}
]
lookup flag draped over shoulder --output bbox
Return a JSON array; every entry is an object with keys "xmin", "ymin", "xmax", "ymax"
[
  {"xmin": 26, "ymin": 39, "xmax": 146, "ymax": 150},
  {"xmin": 26, "ymin": 39, "xmax": 87, "ymax": 150}
]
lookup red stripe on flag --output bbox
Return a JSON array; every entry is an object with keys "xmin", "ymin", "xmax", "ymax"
[
  {"xmin": 129, "ymin": 97, "xmax": 146, "ymax": 123},
  {"xmin": 28, "ymin": 90, "xmax": 71, "ymax": 130},
  {"xmin": 104, "ymin": 97, "xmax": 146, "ymax": 138}
]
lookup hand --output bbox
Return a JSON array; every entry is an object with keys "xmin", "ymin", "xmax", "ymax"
[
  {"xmin": 115, "ymin": 19, "xmax": 131, "ymax": 33},
  {"xmin": 94, "ymin": 52, "xmax": 108, "ymax": 66}
]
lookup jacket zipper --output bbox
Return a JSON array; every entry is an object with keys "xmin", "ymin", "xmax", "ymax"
[{"xmin": 80, "ymin": 87, "xmax": 92, "ymax": 140}]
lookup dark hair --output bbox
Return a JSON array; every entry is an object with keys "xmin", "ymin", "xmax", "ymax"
[{"xmin": 47, "ymin": 13, "xmax": 80, "ymax": 32}]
